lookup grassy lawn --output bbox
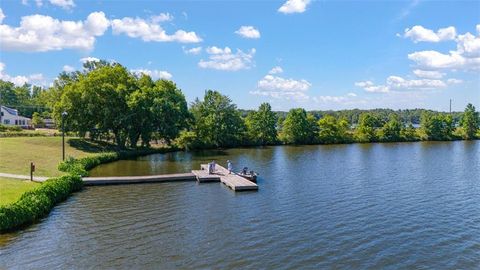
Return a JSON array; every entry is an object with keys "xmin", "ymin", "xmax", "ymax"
[
  {"xmin": 0, "ymin": 177, "xmax": 40, "ymax": 206},
  {"xmin": 0, "ymin": 137, "xmax": 105, "ymax": 177}
]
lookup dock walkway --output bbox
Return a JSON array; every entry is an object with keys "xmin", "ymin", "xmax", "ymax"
[
  {"xmin": 80, "ymin": 164, "xmax": 258, "ymax": 191},
  {"xmin": 82, "ymin": 173, "xmax": 196, "ymax": 186}
]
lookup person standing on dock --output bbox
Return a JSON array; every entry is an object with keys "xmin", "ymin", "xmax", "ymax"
[
  {"xmin": 227, "ymin": 160, "xmax": 233, "ymax": 174},
  {"xmin": 211, "ymin": 160, "xmax": 216, "ymax": 173}
]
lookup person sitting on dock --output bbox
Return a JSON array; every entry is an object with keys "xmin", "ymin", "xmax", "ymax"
[
  {"xmin": 227, "ymin": 160, "xmax": 233, "ymax": 174},
  {"xmin": 211, "ymin": 160, "xmax": 216, "ymax": 174}
]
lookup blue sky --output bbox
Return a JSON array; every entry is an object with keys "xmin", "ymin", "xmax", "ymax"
[{"xmin": 0, "ymin": 0, "xmax": 479, "ymax": 111}]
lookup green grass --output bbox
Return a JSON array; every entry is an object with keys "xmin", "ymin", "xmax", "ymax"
[
  {"xmin": 0, "ymin": 137, "xmax": 101, "ymax": 177},
  {"xmin": 0, "ymin": 178, "xmax": 40, "ymax": 206}
]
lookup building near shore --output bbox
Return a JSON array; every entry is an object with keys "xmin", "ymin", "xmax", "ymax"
[{"xmin": 0, "ymin": 106, "xmax": 31, "ymax": 128}]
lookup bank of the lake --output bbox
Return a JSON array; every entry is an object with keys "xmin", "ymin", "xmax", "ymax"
[{"xmin": 1, "ymin": 141, "xmax": 479, "ymax": 269}]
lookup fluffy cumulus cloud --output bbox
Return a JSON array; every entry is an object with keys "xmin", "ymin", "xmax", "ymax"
[
  {"xmin": 250, "ymin": 67, "xmax": 312, "ymax": 101},
  {"xmin": 235, "ymin": 26, "xmax": 260, "ymax": 39},
  {"xmin": 198, "ymin": 46, "xmax": 256, "ymax": 71},
  {"xmin": 0, "ymin": 11, "xmax": 109, "ymax": 52},
  {"xmin": 131, "ymin": 68, "xmax": 172, "ymax": 80},
  {"xmin": 0, "ymin": 62, "xmax": 45, "ymax": 86},
  {"xmin": 111, "ymin": 15, "xmax": 201, "ymax": 43},
  {"xmin": 355, "ymin": 74, "xmax": 462, "ymax": 93},
  {"xmin": 406, "ymin": 24, "xmax": 480, "ymax": 71},
  {"xmin": 183, "ymin": 46, "xmax": 202, "ymax": 55},
  {"xmin": 403, "ymin": 25, "xmax": 456, "ymax": 43},
  {"xmin": 278, "ymin": 0, "xmax": 311, "ymax": 14}
]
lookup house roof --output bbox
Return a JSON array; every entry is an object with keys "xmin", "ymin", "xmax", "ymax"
[{"xmin": 1, "ymin": 106, "xmax": 18, "ymax": 116}]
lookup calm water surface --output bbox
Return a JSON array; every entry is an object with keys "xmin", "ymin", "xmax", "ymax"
[{"xmin": 1, "ymin": 141, "xmax": 479, "ymax": 269}]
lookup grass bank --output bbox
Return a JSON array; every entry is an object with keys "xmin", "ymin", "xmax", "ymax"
[
  {"xmin": 0, "ymin": 178, "xmax": 40, "ymax": 206},
  {"xmin": 0, "ymin": 136, "xmax": 172, "ymax": 231},
  {"xmin": 0, "ymin": 137, "xmax": 106, "ymax": 176}
]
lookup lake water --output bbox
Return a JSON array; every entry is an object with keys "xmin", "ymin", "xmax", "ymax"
[{"xmin": 1, "ymin": 141, "xmax": 479, "ymax": 269}]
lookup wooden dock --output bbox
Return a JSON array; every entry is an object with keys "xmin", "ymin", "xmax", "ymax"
[
  {"xmin": 82, "ymin": 173, "xmax": 196, "ymax": 186},
  {"xmin": 81, "ymin": 164, "xmax": 258, "ymax": 191},
  {"xmin": 196, "ymin": 164, "xmax": 258, "ymax": 191}
]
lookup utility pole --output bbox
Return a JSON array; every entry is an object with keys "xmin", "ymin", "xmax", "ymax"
[{"xmin": 449, "ymin": 99, "xmax": 452, "ymax": 114}]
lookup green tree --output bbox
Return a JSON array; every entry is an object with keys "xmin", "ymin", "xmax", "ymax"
[
  {"xmin": 379, "ymin": 113, "xmax": 402, "ymax": 142},
  {"xmin": 355, "ymin": 113, "xmax": 382, "ymax": 142},
  {"xmin": 400, "ymin": 123, "xmax": 418, "ymax": 141},
  {"xmin": 318, "ymin": 115, "xmax": 350, "ymax": 144},
  {"xmin": 245, "ymin": 103, "xmax": 278, "ymax": 145},
  {"xmin": 31, "ymin": 112, "xmax": 45, "ymax": 128},
  {"xmin": 190, "ymin": 90, "xmax": 245, "ymax": 148},
  {"xmin": 280, "ymin": 108, "xmax": 316, "ymax": 144},
  {"xmin": 55, "ymin": 63, "xmax": 138, "ymax": 147},
  {"xmin": 460, "ymin": 103, "xmax": 479, "ymax": 139},
  {"xmin": 420, "ymin": 112, "xmax": 454, "ymax": 140}
]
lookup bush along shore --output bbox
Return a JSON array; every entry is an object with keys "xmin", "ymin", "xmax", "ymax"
[
  {"xmin": 0, "ymin": 147, "xmax": 173, "ymax": 232},
  {"xmin": 0, "ymin": 175, "xmax": 82, "ymax": 232}
]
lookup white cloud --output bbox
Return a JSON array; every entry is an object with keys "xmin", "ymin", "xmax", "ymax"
[
  {"xmin": 405, "ymin": 24, "xmax": 480, "ymax": 71},
  {"xmin": 198, "ymin": 47, "xmax": 256, "ymax": 71},
  {"xmin": 278, "ymin": 0, "xmax": 311, "ymax": 14},
  {"xmin": 408, "ymin": 50, "xmax": 472, "ymax": 70},
  {"xmin": 354, "ymin": 81, "xmax": 389, "ymax": 93},
  {"xmin": 456, "ymin": 32, "xmax": 480, "ymax": 57},
  {"xmin": 111, "ymin": 15, "xmax": 201, "ymax": 43},
  {"xmin": 62, "ymin": 65, "xmax": 75, "ymax": 72},
  {"xmin": 447, "ymin": 78, "xmax": 463, "ymax": 84},
  {"xmin": 268, "ymin": 66, "xmax": 283, "ymax": 74},
  {"xmin": 403, "ymin": 25, "xmax": 456, "ymax": 43},
  {"xmin": 413, "ymin": 69, "xmax": 445, "ymax": 79},
  {"xmin": 251, "ymin": 69, "xmax": 312, "ymax": 101},
  {"xmin": 132, "ymin": 68, "xmax": 172, "ymax": 80},
  {"xmin": 49, "ymin": 0, "xmax": 75, "ymax": 10},
  {"xmin": 183, "ymin": 46, "xmax": 202, "ymax": 55},
  {"xmin": 235, "ymin": 26, "xmax": 260, "ymax": 39},
  {"xmin": 257, "ymin": 74, "xmax": 311, "ymax": 92},
  {"xmin": 355, "ymin": 75, "xmax": 457, "ymax": 93},
  {"xmin": 80, "ymin": 57, "xmax": 100, "ymax": 63},
  {"xmin": 0, "ymin": 8, "xmax": 5, "ymax": 23},
  {"xmin": 0, "ymin": 62, "xmax": 45, "ymax": 86},
  {"xmin": 0, "ymin": 11, "xmax": 109, "ymax": 52},
  {"xmin": 151, "ymin": 13, "xmax": 173, "ymax": 23}
]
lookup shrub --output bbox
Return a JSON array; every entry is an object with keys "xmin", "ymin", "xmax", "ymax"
[{"xmin": 0, "ymin": 175, "xmax": 83, "ymax": 232}]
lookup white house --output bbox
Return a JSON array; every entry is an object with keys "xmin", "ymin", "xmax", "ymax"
[{"xmin": 1, "ymin": 106, "xmax": 31, "ymax": 128}]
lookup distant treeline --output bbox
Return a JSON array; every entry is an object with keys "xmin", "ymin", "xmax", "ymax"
[
  {"xmin": 0, "ymin": 59, "xmax": 478, "ymax": 149},
  {"xmin": 240, "ymin": 109, "xmax": 463, "ymax": 126}
]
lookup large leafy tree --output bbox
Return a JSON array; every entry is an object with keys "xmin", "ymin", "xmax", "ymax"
[
  {"xmin": 355, "ymin": 113, "xmax": 383, "ymax": 142},
  {"xmin": 245, "ymin": 103, "xmax": 278, "ymax": 145},
  {"xmin": 461, "ymin": 103, "xmax": 479, "ymax": 139},
  {"xmin": 280, "ymin": 108, "xmax": 316, "ymax": 144},
  {"xmin": 420, "ymin": 111, "xmax": 453, "ymax": 140},
  {"xmin": 190, "ymin": 90, "xmax": 245, "ymax": 148},
  {"xmin": 318, "ymin": 115, "xmax": 350, "ymax": 144},
  {"xmin": 55, "ymin": 63, "xmax": 138, "ymax": 147},
  {"xmin": 379, "ymin": 113, "xmax": 402, "ymax": 142}
]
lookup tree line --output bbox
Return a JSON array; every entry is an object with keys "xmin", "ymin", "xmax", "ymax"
[{"xmin": 0, "ymin": 60, "xmax": 478, "ymax": 149}]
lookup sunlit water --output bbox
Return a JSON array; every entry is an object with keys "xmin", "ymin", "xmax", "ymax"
[{"xmin": 1, "ymin": 141, "xmax": 479, "ymax": 269}]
